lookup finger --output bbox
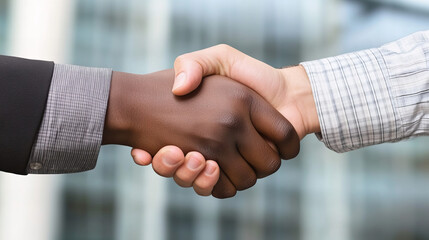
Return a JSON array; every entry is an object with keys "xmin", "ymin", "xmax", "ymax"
[
  {"xmin": 172, "ymin": 44, "xmax": 280, "ymax": 104},
  {"xmin": 250, "ymin": 97, "xmax": 300, "ymax": 160},
  {"xmin": 193, "ymin": 160, "xmax": 220, "ymax": 196},
  {"xmin": 212, "ymin": 170, "xmax": 237, "ymax": 199},
  {"xmin": 216, "ymin": 151, "xmax": 257, "ymax": 191},
  {"xmin": 173, "ymin": 151, "xmax": 206, "ymax": 187},
  {"xmin": 237, "ymin": 123, "xmax": 282, "ymax": 178},
  {"xmin": 172, "ymin": 44, "xmax": 236, "ymax": 95},
  {"xmin": 152, "ymin": 146, "xmax": 185, "ymax": 177},
  {"xmin": 131, "ymin": 148, "xmax": 153, "ymax": 166}
]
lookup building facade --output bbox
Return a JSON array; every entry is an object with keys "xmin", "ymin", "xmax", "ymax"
[{"xmin": 0, "ymin": 0, "xmax": 429, "ymax": 240}]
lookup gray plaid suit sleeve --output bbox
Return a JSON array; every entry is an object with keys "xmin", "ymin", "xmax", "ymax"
[
  {"xmin": 27, "ymin": 64, "xmax": 112, "ymax": 174},
  {"xmin": 301, "ymin": 31, "xmax": 429, "ymax": 153}
]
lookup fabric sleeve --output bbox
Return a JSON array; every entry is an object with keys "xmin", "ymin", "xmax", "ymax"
[
  {"xmin": 27, "ymin": 64, "xmax": 112, "ymax": 174},
  {"xmin": 0, "ymin": 55, "xmax": 54, "ymax": 174},
  {"xmin": 301, "ymin": 31, "xmax": 429, "ymax": 153}
]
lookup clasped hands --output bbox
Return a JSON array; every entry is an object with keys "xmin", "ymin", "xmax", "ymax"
[{"xmin": 103, "ymin": 45, "xmax": 320, "ymax": 198}]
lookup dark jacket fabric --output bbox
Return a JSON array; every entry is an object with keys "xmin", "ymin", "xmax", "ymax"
[{"xmin": 0, "ymin": 55, "xmax": 54, "ymax": 174}]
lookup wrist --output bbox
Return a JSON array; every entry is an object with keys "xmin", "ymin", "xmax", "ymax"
[
  {"xmin": 102, "ymin": 70, "xmax": 176, "ymax": 152},
  {"xmin": 279, "ymin": 65, "xmax": 320, "ymax": 138},
  {"xmin": 102, "ymin": 71, "xmax": 136, "ymax": 146}
]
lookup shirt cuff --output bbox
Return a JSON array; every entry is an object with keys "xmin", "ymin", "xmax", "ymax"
[
  {"xmin": 301, "ymin": 31, "xmax": 429, "ymax": 153},
  {"xmin": 27, "ymin": 64, "xmax": 112, "ymax": 174},
  {"xmin": 301, "ymin": 48, "xmax": 400, "ymax": 153},
  {"xmin": 379, "ymin": 31, "xmax": 429, "ymax": 139}
]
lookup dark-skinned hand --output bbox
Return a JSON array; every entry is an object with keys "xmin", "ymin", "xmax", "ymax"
[{"xmin": 102, "ymin": 69, "xmax": 299, "ymax": 198}]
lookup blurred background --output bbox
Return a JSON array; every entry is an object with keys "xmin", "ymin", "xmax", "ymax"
[{"xmin": 0, "ymin": 0, "xmax": 428, "ymax": 239}]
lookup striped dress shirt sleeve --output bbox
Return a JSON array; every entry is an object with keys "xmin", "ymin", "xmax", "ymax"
[
  {"xmin": 301, "ymin": 31, "xmax": 429, "ymax": 153},
  {"xmin": 27, "ymin": 64, "xmax": 112, "ymax": 174}
]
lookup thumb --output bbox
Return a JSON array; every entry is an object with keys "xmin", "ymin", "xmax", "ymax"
[{"xmin": 172, "ymin": 57, "xmax": 204, "ymax": 96}]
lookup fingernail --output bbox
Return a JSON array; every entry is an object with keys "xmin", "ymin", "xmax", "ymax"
[
  {"xmin": 205, "ymin": 164, "xmax": 216, "ymax": 175},
  {"xmin": 173, "ymin": 72, "xmax": 186, "ymax": 91},
  {"xmin": 162, "ymin": 154, "xmax": 179, "ymax": 167},
  {"xmin": 187, "ymin": 157, "xmax": 201, "ymax": 170}
]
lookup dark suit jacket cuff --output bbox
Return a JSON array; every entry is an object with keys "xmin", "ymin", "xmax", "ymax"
[{"xmin": 0, "ymin": 55, "xmax": 54, "ymax": 174}]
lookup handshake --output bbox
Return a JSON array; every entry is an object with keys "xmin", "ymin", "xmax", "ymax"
[{"xmin": 103, "ymin": 45, "xmax": 320, "ymax": 198}]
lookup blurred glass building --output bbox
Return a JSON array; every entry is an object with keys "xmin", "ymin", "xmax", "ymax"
[
  {"xmin": 0, "ymin": 0, "xmax": 7, "ymax": 52},
  {"xmin": 0, "ymin": 0, "xmax": 428, "ymax": 240}
]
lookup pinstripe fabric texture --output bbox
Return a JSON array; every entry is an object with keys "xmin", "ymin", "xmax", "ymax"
[
  {"xmin": 27, "ymin": 64, "xmax": 112, "ymax": 174},
  {"xmin": 302, "ymin": 31, "xmax": 429, "ymax": 153}
]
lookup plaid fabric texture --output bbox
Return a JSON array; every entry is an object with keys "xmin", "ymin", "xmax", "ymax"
[
  {"xmin": 27, "ymin": 64, "xmax": 112, "ymax": 174},
  {"xmin": 302, "ymin": 31, "xmax": 429, "ymax": 153}
]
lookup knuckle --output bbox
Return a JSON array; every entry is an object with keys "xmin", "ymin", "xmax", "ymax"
[
  {"xmin": 153, "ymin": 167, "xmax": 173, "ymax": 178},
  {"xmin": 233, "ymin": 88, "xmax": 253, "ymax": 105},
  {"xmin": 174, "ymin": 176, "xmax": 192, "ymax": 188},
  {"xmin": 216, "ymin": 44, "xmax": 232, "ymax": 52},
  {"xmin": 274, "ymin": 119, "xmax": 296, "ymax": 142},
  {"xmin": 174, "ymin": 169, "xmax": 197, "ymax": 187},
  {"xmin": 174, "ymin": 171, "xmax": 193, "ymax": 187},
  {"xmin": 194, "ymin": 179, "xmax": 214, "ymax": 192},
  {"xmin": 257, "ymin": 156, "xmax": 281, "ymax": 178},
  {"xmin": 214, "ymin": 44, "xmax": 235, "ymax": 75},
  {"xmin": 235, "ymin": 174, "xmax": 257, "ymax": 191},
  {"xmin": 174, "ymin": 55, "xmax": 189, "ymax": 68},
  {"xmin": 275, "ymin": 124, "xmax": 300, "ymax": 159},
  {"xmin": 274, "ymin": 119, "xmax": 290, "ymax": 140},
  {"xmin": 219, "ymin": 112, "xmax": 243, "ymax": 130}
]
